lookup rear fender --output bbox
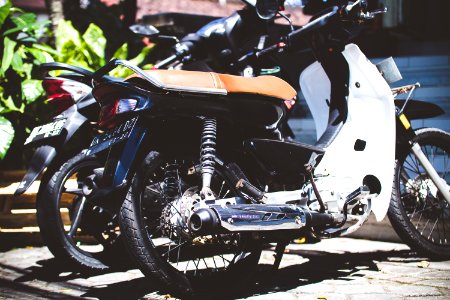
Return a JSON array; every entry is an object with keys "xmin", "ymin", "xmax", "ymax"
[
  {"xmin": 17, "ymin": 105, "xmax": 92, "ymax": 195},
  {"xmin": 15, "ymin": 145, "xmax": 57, "ymax": 195},
  {"xmin": 25, "ymin": 105, "xmax": 89, "ymax": 148}
]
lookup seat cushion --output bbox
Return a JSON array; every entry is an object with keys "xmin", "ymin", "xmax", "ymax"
[{"xmin": 127, "ymin": 69, "xmax": 297, "ymax": 101}]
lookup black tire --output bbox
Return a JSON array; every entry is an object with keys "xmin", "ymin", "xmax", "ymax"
[
  {"xmin": 388, "ymin": 128, "xmax": 450, "ymax": 258},
  {"xmin": 119, "ymin": 151, "xmax": 262, "ymax": 297},
  {"xmin": 37, "ymin": 152, "xmax": 123, "ymax": 271}
]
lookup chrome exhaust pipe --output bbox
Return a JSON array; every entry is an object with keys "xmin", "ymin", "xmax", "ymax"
[
  {"xmin": 188, "ymin": 208, "xmax": 220, "ymax": 235},
  {"xmin": 188, "ymin": 204, "xmax": 340, "ymax": 234}
]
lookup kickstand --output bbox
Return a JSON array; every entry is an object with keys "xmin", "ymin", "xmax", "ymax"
[{"xmin": 273, "ymin": 241, "xmax": 288, "ymax": 270}]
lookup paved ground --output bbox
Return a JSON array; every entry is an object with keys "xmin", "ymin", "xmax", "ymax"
[{"xmin": 0, "ymin": 237, "xmax": 449, "ymax": 299}]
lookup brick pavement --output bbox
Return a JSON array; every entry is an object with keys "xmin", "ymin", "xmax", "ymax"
[{"xmin": 0, "ymin": 238, "xmax": 449, "ymax": 299}]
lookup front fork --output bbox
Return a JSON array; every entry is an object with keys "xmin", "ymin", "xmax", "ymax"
[
  {"xmin": 409, "ymin": 142, "xmax": 450, "ymax": 204},
  {"xmin": 397, "ymin": 112, "xmax": 450, "ymax": 205}
]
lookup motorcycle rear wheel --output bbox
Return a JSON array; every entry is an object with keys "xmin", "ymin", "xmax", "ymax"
[
  {"xmin": 388, "ymin": 128, "xmax": 450, "ymax": 258},
  {"xmin": 37, "ymin": 152, "xmax": 124, "ymax": 271},
  {"xmin": 119, "ymin": 151, "xmax": 262, "ymax": 297}
]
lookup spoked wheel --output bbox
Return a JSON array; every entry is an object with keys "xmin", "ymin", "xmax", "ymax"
[
  {"xmin": 37, "ymin": 152, "xmax": 124, "ymax": 271},
  {"xmin": 388, "ymin": 128, "xmax": 450, "ymax": 258},
  {"xmin": 119, "ymin": 151, "xmax": 261, "ymax": 297}
]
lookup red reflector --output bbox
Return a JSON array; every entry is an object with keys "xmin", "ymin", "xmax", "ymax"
[
  {"xmin": 47, "ymin": 93, "xmax": 74, "ymax": 115},
  {"xmin": 43, "ymin": 79, "xmax": 75, "ymax": 116},
  {"xmin": 43, "ymin": 79, "xmax": 66, "ymax": 95},
  {"xmin": 98, "ymin": 101, "xmax": 119, "ymax": 129},
  {"xmin": 284, "ymin": 99, "xmax": 296, "ymax": 110},
  {"xmin": 278, "ymin": 42, "xmax": 286, "ymax": 49},
  {"xmin": 98, "ymin": 99, "xmax": 138, "ymax": 129}
]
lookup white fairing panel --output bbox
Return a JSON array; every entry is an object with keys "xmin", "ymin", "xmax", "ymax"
[
  {"xmin": 299, "ymin": 62, "xmax": 331, "ymax": 140},
  {"xmin": 312, "ymin": 44, "xmax": 396, "ymax": 221}
]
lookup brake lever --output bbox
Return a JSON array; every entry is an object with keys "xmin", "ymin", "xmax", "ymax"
[
  {"xmin": 345, "ymin": 0, "xmax": 362, "ymax": 13},
  {"xmin": 360, "ymin": 7, "xmax": 388, "ymax": 19}
]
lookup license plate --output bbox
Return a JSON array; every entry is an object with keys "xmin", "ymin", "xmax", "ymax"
[
  {"xmin": 85, "ymin": 117, "xmax": 139, "ymax": 155},
  {"xmin": 24, "ymin": 119, "xmax": 66, "ymax": 145}
]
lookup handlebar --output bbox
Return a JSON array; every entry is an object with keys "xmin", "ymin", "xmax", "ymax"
[
  {"xmin": 236, "ymin": 2, "xmax": 383, "ymax": 67},
  {"xmin": 287, "ymin": 6, "xmax": 340, "ymax": 43},
  {"xmin": 153, "ymin": 39, "xmax": 197, "ymax": 69}
]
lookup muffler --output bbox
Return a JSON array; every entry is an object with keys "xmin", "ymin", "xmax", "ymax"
[{"xmin": 188, "ymin": 204, "xmax": 340, "ymax": 234}]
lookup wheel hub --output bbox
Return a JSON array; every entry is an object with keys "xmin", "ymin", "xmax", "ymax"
[{"xmin": 161, "ymin": 187, "xmax": 202, "ymax": 239}]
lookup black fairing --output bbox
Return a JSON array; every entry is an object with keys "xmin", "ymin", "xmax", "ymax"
[
  {"xmin": 395, "ymin": 99, "xmax": 445, "ymax": 120},
  {"xmin": 244, "ymin": 139, "xmax": 324, "ymax": 180}
]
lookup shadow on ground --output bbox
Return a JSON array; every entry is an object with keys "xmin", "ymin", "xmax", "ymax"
[{"xmin": 1, "ymin": 246, "xmax": 421, "ymax": 300}]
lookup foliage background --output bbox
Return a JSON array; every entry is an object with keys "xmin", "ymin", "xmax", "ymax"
[{"xmin": 0, "ymin": 0, "xmax": 150, "ymax": 168}]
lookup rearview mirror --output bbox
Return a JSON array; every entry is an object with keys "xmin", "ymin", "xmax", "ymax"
[
  {"xmin": 129, "ymin": 24, "xmax": 160, "ymax": 38},
  {"xmin": 255, "ymin": 0, "xmax": 279, "ymax": 20}
]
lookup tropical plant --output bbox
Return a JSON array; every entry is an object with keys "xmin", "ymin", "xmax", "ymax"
[
  {"xmin": 0, "ymin": 0, "xmax": 152, "ymax": 162},
  {"xmin": 0, "ymin": 0, "xmax": 55, "ymax": 160},
  {"xmin": 54, "ymin": 20, "xmax": 152, "ymax": 78}
]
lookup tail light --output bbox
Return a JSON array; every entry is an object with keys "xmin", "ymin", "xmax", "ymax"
[
  {"xmin": 98, "ymin": 99, "xmax": 138, "ymax": 129},
  {"xmin": 43, "ymin": 79, "xmax": 91, "ymax": 115}
]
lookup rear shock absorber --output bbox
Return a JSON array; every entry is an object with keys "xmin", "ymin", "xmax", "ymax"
[
  {"xmin": 163, "ymin": 162, "xmax": 179, "ymax": 201},
  {"xmin": 200, "ymin": 118, "xmax": 217, "ymax": 199}
]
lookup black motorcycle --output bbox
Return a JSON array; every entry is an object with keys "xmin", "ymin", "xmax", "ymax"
[
  {"xmin": 19, "ymin": 0, "xmax": 280, "ymax": 271},
  {"xmin": 82, "ymin": 0, "xmax": 449, "ymax": 296}
]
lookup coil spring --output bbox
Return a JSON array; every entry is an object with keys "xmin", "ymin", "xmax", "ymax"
[
  {"xmin": 200, "ymin": 118, "xmax": 217, "ymax": 178},
  {"xmin": 163, "ymin": 162, "xmax": 179, "ymax": 199}
]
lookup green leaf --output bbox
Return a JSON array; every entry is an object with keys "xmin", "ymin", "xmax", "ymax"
[
  {"xmin": 0, "ymin": 94, "xmax": 24, "ymax": 113},
  {"xmin": 27, "ymin": 47, "xmax": 54, "ymax": 64},
  {"xmin": 21, "ymin": 62, "xmax": 33, "ymax": 79},
  {"xmin": 0, "ymin": 115, "xmax": 14, "ymax": 160},
  {"xmin": 32, "ymin": 43, "xmax": 60, "ymax": 57},
  {"xmin": 11, "ymin": 51, "xmax": 23, "ymax": 73},
  {"xmin": 110, "ymin": 46, "xmax": 153, "ymax": 78},
  {"xmin": 11, "ymin": 12, "xmax": 36, "ymax": 28},
  {"xmin": 56, "ymin": 20, "xmax": 82, "ymax": 51},
  {"xmin": 1, "ymin": 36, "xmax": 17, "ymax": 75},
  {"xmin": 0, "ymin": 0, "xmax": 11, "ymax": 29},
  {"xmin": 21, "ymin": 79, "xmax": 43, "ymax": 103},
  {"xmin": 3, "ymin": 19, "xmax": 49, "ymax": 36},
  {"xmin": 82, "ymin": 23, "xmax": 106, "ymax": 61},
  {"xmin": 113, "ymin": 43, "xmax": 128, "ymax": 60},
  {"xmin": 129, "ymin": 46, "xmax": 152, "ymax": 66}
]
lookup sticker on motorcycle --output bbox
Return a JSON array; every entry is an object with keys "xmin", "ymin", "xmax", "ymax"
[
  {"xmin": 24, "ymin": 119, "xmax": 67, "ymax": 145},
  {"xmin": 85, "ymin": 116, "xmax": 139, "ymax": 156}
]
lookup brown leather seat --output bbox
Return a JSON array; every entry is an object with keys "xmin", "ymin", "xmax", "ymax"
[{"xmin": 127, "ymin": 69, "xmax": 297, "ymax": 101}]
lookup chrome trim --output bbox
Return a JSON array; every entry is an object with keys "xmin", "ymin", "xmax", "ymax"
[
  {"xmin": 221, "ymin": 220, "xmax": 304, "ymax": 231},
  {"xmin": 209, "ymin": 204, "xmax": 308, "ymax": 232},
  {"xmin": 110, "ymin": 60, "xmax": 228, "ymax": 95}
]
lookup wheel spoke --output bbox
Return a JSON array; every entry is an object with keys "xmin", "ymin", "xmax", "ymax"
[
  {"xmin": 138, "ymin": 157, "xmax": 258, "ymax": 282},
  {"xmin": 63, "ymin": 187, "xmax": 84, "ymax": 196},
  {"xmin": 68, "ymin": 197, "xmax": 87, "ymax": 237},
  {"xmin": 162, "ymin": 240, "xmax": 188, "ymax": 258}
]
